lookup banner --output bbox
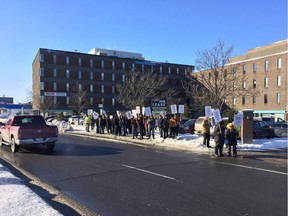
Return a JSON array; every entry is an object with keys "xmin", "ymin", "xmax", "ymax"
[
  {"xmin": 213, "ymin": 109, "xmax": 222, "ymax": 123},
  {"xmin": 178, "ymin": 105, "xmax": 184, "ymax": 114},
  {"xmin": 171, "ymin": 104, "xmax": 177, "ymax": 114},
  {"xmin": 205, "ymin": 106, "xmax": 212, "ymax": 117}
]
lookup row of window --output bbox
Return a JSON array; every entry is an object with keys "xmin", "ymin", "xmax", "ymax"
[
  {"xmin": 40, "ymin": 53, "xmax": 187, "ymax": 75},
  {"xmin": 242, "ymin": 58, "xmax": 282, "ymax": 73},
  {"xmin": 41, "ymin": 96, "xmax": 116, "ymax": 107},
  {"xmin": 241, "ymin": 93, "xmax": 282, "ymax": 105},
  {"xmin": 242, "ymin": 76, "xmax": 282, "ymax": 88}
]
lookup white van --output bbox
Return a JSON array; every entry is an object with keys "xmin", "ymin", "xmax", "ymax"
[{"xmin": 194, "ymin": 116, "xmax": 215, "ymax": 135}]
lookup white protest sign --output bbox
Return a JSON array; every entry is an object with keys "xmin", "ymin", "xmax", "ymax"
[
  {"xmin": 171, "ymin": 104, "xmax": 177, "ymax": 114},
  {"xmin": 116, "ymin": 111, "xmax": 121, "ymax": 117},
  {"xmin": 87, "ymin": 109, "xmax": 93, "ymax": 115},
  {"xmin": 145, "ymin": 107, "xmax": 152, "ymax": 116},
  {"xmin": 213, "ymin": 109, "xmax": 222, "ymax": 123},
  {"xmin": 93, "ymin": 111, "xmax": 99, "ymax": 119},
  {"xmin": 142, "ymin": 107, "xmax": 146, "ymax": 115},
  {"xmin": 102, "ymin": 109, "xmax": 107, "ymax": 117},
  {"xmin": 135, "ymin": 106, "xmax": 141, "ymax": 114},
  {"xmin": 178, "ymin": 105, "xmax": 184, "ymax": 114},
  {"xmin": 126, "ymin": 111, "xmax": 133, "ymax": 119},
  {"xmin": 132, "ymin": 109, "xmax": 137, "ymax": 118},
  {"xmin": 160, "ymin": 111, "xmax": 165, "ymax": 118},
  {"xmin": 234, "ymin": 112, "xmax": 243, "ymax": 127},
  {"xmin": 205, "ymin": 106, "xmax": 212, "ymax": 117}
]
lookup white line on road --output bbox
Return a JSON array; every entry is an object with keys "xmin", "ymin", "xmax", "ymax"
[
  {"xmin": 121, "ymin": 164, "xmax": 177, "ymax": 181},
  {"xmin": 218, "ymin": 162, "xmax": 288, "ymax": 176}
]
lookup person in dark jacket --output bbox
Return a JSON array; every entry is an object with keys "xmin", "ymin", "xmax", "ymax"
[
  {"xmin": 163, "ymin": 115, "xmax": 170, "ymax": 139},
  {"xmin": 213, "ymin": 121, "xmax": 226, "ymax": 157},
  {"xmin": 225, "ymin": 123, "xmax": 238, "ymax": 157},
  {"xmin": 138, "ymin": 114, "xmax": 144, "ymax": 140}
]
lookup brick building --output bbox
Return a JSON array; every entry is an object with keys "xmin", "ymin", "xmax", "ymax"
[
  {"xmin": 32, "ymin": 48, "xmax": 193, "ymax": 114},
  {"xmin": 228, "ymin": 39, "xmax": 287, "ymax": 120}
]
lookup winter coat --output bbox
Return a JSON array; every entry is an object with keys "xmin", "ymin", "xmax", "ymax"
[
  {"xmin": 213, "ymin": 123, "xmax": 225, "ymax": 144},
  {"xmin": 226, "ymin": 127, "xmax": 238, "ymax": 146}
]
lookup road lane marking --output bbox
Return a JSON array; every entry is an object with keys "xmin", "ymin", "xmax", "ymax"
[
  {"xmin": 218, "ymin": 162, "xmax": 288, "ymax": 176},
  {"xmin": 121, "ymin": 164, "xmax": 177, "ymax": 181}
]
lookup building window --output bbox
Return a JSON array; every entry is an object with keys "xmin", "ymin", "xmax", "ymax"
[
  {"xmin": 185, "ymin": 68, "xmax": 188, "ymax": 75},
  {"xmin": 132, "ymin": 63, "xmax": 135, "ymax": 71},
  {"xmin": 66, "ymin": 70, "xmax": 70, "ymax": 79},
  {"xmin": 101, "ymin": 85, "xmax": 104, "ymax": 93},
  {"xmin": 53, "ymin": 55, "xmax": 56, "ymax": 64},
  {"xmin": 122, "ymin": 62, "xmax": 125, "ymax": 70},
  {"xmin": 168, "ymin": 67, "xmax": 171, "ymax": 74},
  {"xmin": 112, "ymin": 61, "xmax": 115, "ymax": 70},
  {"xmin": 90, "ymin": 72, "xmax": 93, "ymax": 80},
  {"xmin": 242, "ymin": 96, "xmax": 245, "ymax": 105},
  {"xmin": 277, "ymin": 76, "xmax": 281, "ymax": 86},
  {"xmin": 112, "ymin": 98, "xmax": 115, "ymax": 106},
  {"xmin": 66, "ymin": 96, "xmax": 69, "ymax": 105},
  {"xmin": 101, "ymin": 72, "xmax": 104, "ymax": 81},
  {"xmin": 39, "ymin": 68, "xmax": 44, "ymax": 76},
  {"xmin": 53, "ymin": 82, "xmax": 57, "ymax": 91},
  {"xmin": 101, "ymin": 60, "xmax": 104, "ymax": 69},
  {"xmin": 66, "ymin": 56, "xmax": 69, "ymax": 65},
  {"xmin": 66, "ymin": 83, "xmax": 69, "ymax": 91},
  {"xmin": 78, "ymin": 71, "xmax": 82, "ymax": 80},
  {"xmin": 176, "ymin": 68, "xmax": 179, "ymax": 75},
  {"xmin": 112, "ymin": 73, "xmax": 115, "ymax": 81},
  {"xmin": 40, "ymin": 82, "xmax": 44, "ymax": 90},
  {"xmin": 243, "ymin": 64, "xmax": 246, "ymax": 74},
  {"xmin": 277, "ymin": 93, "xmax": 281, "ymax": 104},
  {"xmin": 53, "ymin": 69, "xmax": 57, "ymax": 78},
  {"xmin": 112, "ymin": 86, "xmax": 115, "ymax": 94},
  {"xmin": 233, "ymin": 97, "xmax": 236, "ymax": 106},
  {"xmin": 122, "ymin": 74, "xmax": 125, "ymax": 82},
  {"xmin": 277, "ymin": 58, "xmax": 282, "ymax": 69},
  {"xmin": 90, "ymin": 97, "xmax": 93, "ymax": 104},
  {"xmin": 101, "ymin": 98, "xmax": 104, "ymax": 103},
  {"xmin": 253, "ymin": 95, "xmax": 256, "ymax": 104},
  {"xmin": 90, "ymin": 85, "xmax": 93, "ymax": 93},
  {"xmin": 243, "ymin": 80, "xmax": 246, "ymax": 89},
  {"xmin": 253, "ymin": 79, "xmax": 257, "ymax": 88},
  {"xmin": 78, "ymin": 58, "xmax": 82, "ymax": 66},
  {"xmin": 142, "ymin": 65, "xmax": 145, "ymax": 72},
  {"xmin": 53, "ymin": 97, "xmax": 57, "ymax": 105},
  {"xmin": 253, "ymin": 63, "xmax": 257, "ymax": 72},
  {"xmin": 40, "ymin": 54, "xmax": 44, "ymax": 62},
  {"xmin": 264, "ymin": 77, "xmax": 268, "ymax": 88},
  {"xmin": 160, "ymin": 66, "xmax": 162, "ymax": 74},
  {"xmin": 264, "ymin": 60, "xmax": 268, "ymax": 72},
  {"xmin": 264, "ymin": 94, "xmax": 268, "ymax": 104},
  {"xmin": 90, "ymin": 59, "xmax": 93, "ymax": 68},
  {"xmin": 79, "ymin": 84, "xmax": 82, "ymax": 91}
]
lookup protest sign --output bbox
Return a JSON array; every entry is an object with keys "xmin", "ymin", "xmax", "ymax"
[
  {"xmin": 171, "ymin": 104, "xmax": 177, "ymax": 114},
  {"xmin": 213, "ymin": 109, "xmax": 222, "ymax": 123},
  {"xmin": 178, "ymin": 105, "xmax": 184, "ymax": 114}
]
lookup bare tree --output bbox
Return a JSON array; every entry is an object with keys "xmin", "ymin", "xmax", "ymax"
[
  {"xmin": 115, "ymin": 69, "xmax": 168, "ymax": 110},
  {"xmin": 28, "ymin": 88, "xmax": 55, "ymax": 116},
  {"xmin": 69, "ymin": 84, "xmax": 90, "ymax": 116},
  {"xmin": 182, "ymin": 41, "xmax": 259, "ymax": 111},
  {"xmin": 159, "ymin": 88, "xmax": 182, "ymax": 113}
]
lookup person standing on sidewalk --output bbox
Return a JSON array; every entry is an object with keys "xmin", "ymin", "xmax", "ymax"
[
  {"xmin": 147, "ymin": 115, "xmax": 156, "ymax": 139},
  {"xmin": 225, "ymin": 122, "xmax": 238, "ymax": 157},
  {"xmin": 202, "ymin": 117, "xmax": 211, "ymax": 148},
  {"xmin": 84, "ymin": 115, "xmax": 92, "ymax": 132},
  {"xmin": 214, "ymin": 121, "xmax": 226, "ymax": 157}
]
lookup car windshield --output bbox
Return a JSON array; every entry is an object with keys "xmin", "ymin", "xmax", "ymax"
[{"xmin": 184, "ymin": 119, "xmax": 195, "ymax": 126}]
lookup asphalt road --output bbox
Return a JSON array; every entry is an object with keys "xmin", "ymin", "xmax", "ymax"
[{"xmin": 0, "ymin": 134, "xmax": 287, "ymax": 216}]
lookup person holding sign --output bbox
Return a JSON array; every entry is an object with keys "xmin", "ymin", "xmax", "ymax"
[
  {"xmin": 213, "ymin": 121, "xmax": 226, "ymax": 157},
  {"xmin": 225, "ymin": 120, "xmax": 238, "ymax": 157},
  {"xmin": 202, "ymin": 117, "xmax": 211, "ymax": 148}
]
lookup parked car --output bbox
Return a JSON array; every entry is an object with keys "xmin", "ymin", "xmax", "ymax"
[
  {"xmin": 194, "ymin": 116, "xmax": 215, "ymax": 135},
  {"xmin": 273, "ymin": 123, "xmax": 288, "ymax": 137},
  {"xmin": 179, "ymin": 118, "xmax": 190, "ymax": 125},
  {"xmin": 178, "ymin": 119, "xmax": 196, "ymax": 134},
  {"xmin": 260, "ymin": 117, "xmax": 275, "ymax": 127},
  {"xmin": 253, "ymin": 118, "xmax": 275, "ymax": 139}
]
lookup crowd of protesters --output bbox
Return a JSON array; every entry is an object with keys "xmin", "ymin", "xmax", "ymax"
[{"xmin": 83, "ymin": 113, "xmax": 181, "ymax": 140}]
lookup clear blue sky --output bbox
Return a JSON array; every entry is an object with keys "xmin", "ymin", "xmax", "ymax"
[{"xmin": 0, "ymin": 0, "xmax": 287, "ymax": 103}]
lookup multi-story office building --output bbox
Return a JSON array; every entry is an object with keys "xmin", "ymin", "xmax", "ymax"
[
  {"xmin": 228, "ymin": 39, "xmax": 287, "ymax": 120},
  {"xmin": 32, "ymin": 48, "xmax": 193, "ymax": 114}
]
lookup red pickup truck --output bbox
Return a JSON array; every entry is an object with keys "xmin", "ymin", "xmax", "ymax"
[{"xmin": 0, "ymin": 115, "xmax": 58, "ymax": 152}]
